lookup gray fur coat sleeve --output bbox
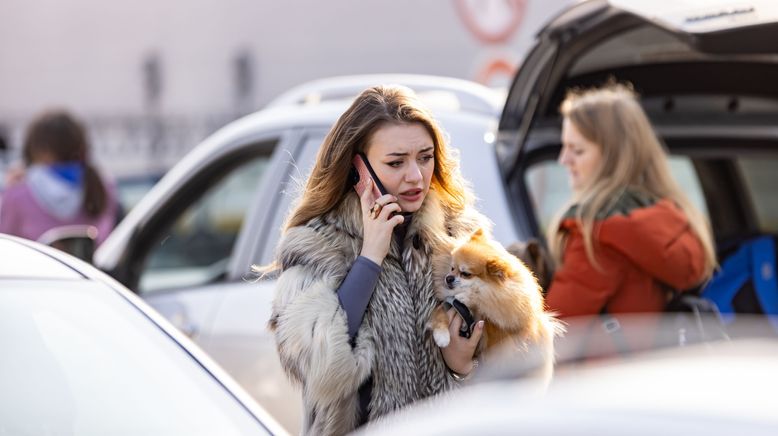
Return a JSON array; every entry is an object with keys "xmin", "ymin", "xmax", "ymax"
[{"xmin": 269, "ymin": 223, "xmax": 373, "ymax": 412}]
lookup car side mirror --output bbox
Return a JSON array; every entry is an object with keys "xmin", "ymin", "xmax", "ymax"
[{"xmin": 37, "ymin": 225, "xmax": 98, "ymax": 263}]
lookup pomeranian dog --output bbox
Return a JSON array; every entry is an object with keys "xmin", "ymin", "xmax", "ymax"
[{"xmin": 430, "ymin": 228, "xmax": 562, "ymax": 383}]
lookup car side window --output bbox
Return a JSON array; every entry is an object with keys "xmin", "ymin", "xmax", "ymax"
[
  {"xmin": 738, "ymin": 157, "xmax": 778, "ymax": 234},
  {"xmin": 138, "ymin": 151, "xmax": 271, "ymax": 295},
  {"xmin": 524, "ymin": 160, "xmax": 569, "ymax": 237},
  {"xmin": 525, "ymin": 155, "xmax": 708, "ymax": 237},
  {"xmin": 256, "ymin": 133, "xmax": 324, "ymax": 265}
]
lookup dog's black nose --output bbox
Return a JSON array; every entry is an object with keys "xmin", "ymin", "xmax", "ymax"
[{"xmin": 445, "ymin": 274, "xmax": 455, "ymax": 288}]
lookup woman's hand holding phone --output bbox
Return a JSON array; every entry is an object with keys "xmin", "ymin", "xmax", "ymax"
[{"xmin": 358, "ymin": 178, "xmax": 404, "ymax": 265}]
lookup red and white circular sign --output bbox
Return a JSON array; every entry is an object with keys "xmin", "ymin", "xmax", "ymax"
[
  {"xmin": 475, "ymin": 57, "xmax": 517, "ymax": 87},
  {"xmin": 455, "ymin": 0, "xmax": 528, "ymax": 44}
]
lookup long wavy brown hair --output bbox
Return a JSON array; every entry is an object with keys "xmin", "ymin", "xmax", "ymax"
[
  {"xmin": 548, "ymin": 83, "xmax": 716, "ymax": 281},
  {"xmin": 283, "ymin": 84, "xmax": 470, "ymax": 231}
]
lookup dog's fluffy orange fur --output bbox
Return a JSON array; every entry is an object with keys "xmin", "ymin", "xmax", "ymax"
[{"xmin": 431, "ymin": 228, "xmax": 563, "ymax": 382}]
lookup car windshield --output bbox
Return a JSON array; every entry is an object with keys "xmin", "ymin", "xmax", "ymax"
[{"xmin": 0, "ymin": 280, "xmax": 270, "ymax": 436}]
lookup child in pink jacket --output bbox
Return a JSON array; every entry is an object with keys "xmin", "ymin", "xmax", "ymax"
[{"xmin": 0, "ymin": 110, "xmax": 117, "ymax": 245}]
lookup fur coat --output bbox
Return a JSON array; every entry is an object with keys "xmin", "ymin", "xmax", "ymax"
[{"xmin": 269, "ymin": 189, "xmax": 488, "ymax": 435}]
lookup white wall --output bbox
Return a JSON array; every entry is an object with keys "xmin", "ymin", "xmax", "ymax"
[{"xmin": 0, "ymin": 0, "xmax": 573, "ymax": 174}]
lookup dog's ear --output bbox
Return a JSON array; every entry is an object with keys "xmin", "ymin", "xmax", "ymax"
[
  {"xmin": 469, "ymin": 227, "xmax": 485, "ymax": 242},
  {"xmin": 486, "ymin": 256, "xmax": 510, "ymax": 280}
]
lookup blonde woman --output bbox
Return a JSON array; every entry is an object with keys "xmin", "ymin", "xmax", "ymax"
[
  {"xmin": 267, "ymin": 85, "xmax": 488, "ymax": 435},
  {"xmin": 545, "ymin": 84, "xmax": 716, "ymax": 319}
]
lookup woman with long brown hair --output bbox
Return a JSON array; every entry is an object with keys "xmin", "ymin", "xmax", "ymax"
[
  {"xmin": 545, "ymin": 83, "xmax": 716, "ymax": 318},
  {"xmin": 267, "ymin": 85, "xmax": 488, "ymax": 435}
]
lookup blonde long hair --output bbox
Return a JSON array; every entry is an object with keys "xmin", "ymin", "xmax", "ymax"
[
  {"xmin": 548, "ymin": 84, "xmax": 716, "ymax": 281},
  {"xmin": 283, "ymin": 85, "xmax": 470, "ymax": 231}
]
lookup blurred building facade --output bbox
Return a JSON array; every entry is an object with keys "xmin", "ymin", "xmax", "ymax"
[{"xmin": 0, "ymin": 0, "xmax": 572, "ymax": 177}]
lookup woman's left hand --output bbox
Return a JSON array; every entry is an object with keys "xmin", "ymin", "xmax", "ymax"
[{"xmin": 439, "ymin": 309, "xmax": 484, "ymax": 376}]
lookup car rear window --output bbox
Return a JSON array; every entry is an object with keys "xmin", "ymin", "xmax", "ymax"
[
  {"xmin": 525, "ymin": 155, "xmax": 707, "ymax": 236},
  {"xmin": 525, "ymin": 150, "xmax": 778, "ymax": 249}
]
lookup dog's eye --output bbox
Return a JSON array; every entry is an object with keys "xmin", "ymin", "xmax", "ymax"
[{"xmin": 460, "ymin": 271, "xmax": 472, "ymax": 278}]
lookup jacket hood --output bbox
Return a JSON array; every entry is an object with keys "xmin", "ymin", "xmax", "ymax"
[{"xmin": 26, "ymin": 163, "xmax": 85, "ymax": 220}]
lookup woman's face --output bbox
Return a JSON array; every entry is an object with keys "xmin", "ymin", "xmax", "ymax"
[
  {"xmin": 559, "ymin": 117, "xmax": 603, "ymax": 193},
  {"xmin": 364, "ymin": 122, "xmax": 435, "ymax": 213}
]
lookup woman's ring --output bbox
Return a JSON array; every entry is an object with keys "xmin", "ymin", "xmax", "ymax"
[{"xmin": 369, "ymin": 202, "xmax": 381, "ymax": 219}]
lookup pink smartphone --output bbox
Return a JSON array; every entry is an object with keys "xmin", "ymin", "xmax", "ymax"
[{"xmin": 352, "ymin": 153, "xmax": 387, "ymax": 198}]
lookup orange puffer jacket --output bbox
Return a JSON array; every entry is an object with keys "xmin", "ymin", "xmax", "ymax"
[{"xmin": 545, "ymin": 193, "xmax": 707, "ymax": 319}]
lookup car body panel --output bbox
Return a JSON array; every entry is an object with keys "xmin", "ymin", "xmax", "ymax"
[
  {"xmin": 360, "ymin": 336, "xmax": 778, "ymax": 436},
  {"xmin": 0, "ymin": 234, "xmax": 287, "ymax": 435},
  {"xmin": 612, "ymin": 0, "xmax": 778, "ymax": 40},
  {"xmin": 0, "ymin": 237, "xmax": 83, "ymax": 279}
]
